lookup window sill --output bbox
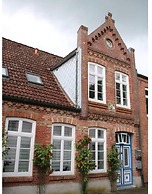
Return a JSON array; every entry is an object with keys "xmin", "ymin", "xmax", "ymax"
[{"xmin": 116, "ymin": 106, "xmax": 132, "ymax": 114}]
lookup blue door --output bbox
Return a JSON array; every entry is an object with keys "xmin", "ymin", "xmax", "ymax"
[{"xmin": 115, "ymin": 133, "xmax": 133, "ymax": 187}]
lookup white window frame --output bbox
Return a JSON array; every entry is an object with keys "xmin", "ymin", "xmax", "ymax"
[
  {"xmin": 88, "ymin": 62, "xmax": 106, "ymax": 103},
  {"xmin": 145, "ymin": 88, "xmax": 148, "ymax": 115},
  {"xmin": 89, "ymin": 128, "xmax": 106, "ymax": 173},
  {"xmin": 26, "ymin": 73, "xmax": 43, "ymax": 85},
  {"xmin": 51, "ymin": 124, "xmax": 75, "ymax": 175},
  {"xmin": 3, "ymin": 118, "xmax": 36, "ymax": 177},
  {"xmin": 115, "ymin": 71, "xmax": 130, "ymax": 108}
]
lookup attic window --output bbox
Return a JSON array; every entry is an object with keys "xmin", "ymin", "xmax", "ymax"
[
  {"xmin": 26, "ymin": 73, "xmax": 43, "ymax": 85},
  {"xmin": 2, "ymin": 67, "xmax": 9, "ymax": 77}
]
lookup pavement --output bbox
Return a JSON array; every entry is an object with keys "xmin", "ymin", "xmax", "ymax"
[{"xmin": 106, "ymin": 187, "xmax": 148, "ymax": 194}]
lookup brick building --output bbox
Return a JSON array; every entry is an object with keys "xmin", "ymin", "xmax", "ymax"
[{"xmin": 2, "ymin": 13, "xmax": 148, "ymax": 194}]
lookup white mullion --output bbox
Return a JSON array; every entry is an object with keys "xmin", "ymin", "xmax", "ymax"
[
  {"xmin": 60, "ymin": 126, "xmax": 64, "ymax": 172},
  {"xmin": 15, "ymin": 120, "xmax": 22, "ymax": 173}
]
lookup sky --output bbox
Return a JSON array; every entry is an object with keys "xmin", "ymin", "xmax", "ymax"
[{"xmin": 2, "ymin": 0, "xmax": 148, "ymax": 76}]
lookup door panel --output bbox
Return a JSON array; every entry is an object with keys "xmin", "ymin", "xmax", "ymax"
[{"xmin": 116, "ymin": 133, "xmax": 132, "ymax": 187}]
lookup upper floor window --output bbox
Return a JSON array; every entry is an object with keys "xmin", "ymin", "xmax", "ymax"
[
  {"xmin": 3, "ymin": 118, "xmax": 36, "ymax": 177},
  {"xmin": 51, "ymin": 124, "xmax": 75, "ymax": 175},
  {"xmin": 115, "ymin": 72, "xmax": 130, "ymax": 108},
  {"xmin": 89, "ymin": 128, "xmax": 106, "ymax": 173},
  {"xmin": 26, "ymin": 73, "xmax": 43, "ymax": 85},
  {"xmin": 88, "ymin": 63, "xmax": 106, "ymax": 103},
  {"xmin": 2, "ymin": 67, "xmax": 8, "ymax": 77},
  {"xmin": 145, "ymin": 88, "xmax": 148, "ymax": 115}
]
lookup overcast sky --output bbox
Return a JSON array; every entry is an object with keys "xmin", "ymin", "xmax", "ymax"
[{"xmin": 2, "ymin": 0, "xmax": 148, "ymax": 76}]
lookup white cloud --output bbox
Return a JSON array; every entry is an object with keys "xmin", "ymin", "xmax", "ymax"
[{"xmin": 2, "ymin": 8, "xmax": 76, "ymax": 56}]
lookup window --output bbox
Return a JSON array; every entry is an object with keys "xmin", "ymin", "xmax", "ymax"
[
  {"xmin": 52, "ymin": 124, "xmax": 75, "ymax": 175},
  {"xmin": 3, "ymin": 118, "xmax": 36, "ymax": 177},
  {"xmin": 88, "ymin": 63, "xmax": 106, "ymax": 103},
  {"xmin": 145, "ymin": 88, "xmax": 148, "ymax": 115},
  {"xmin": 2, "ymin": 67, "xmax": 8, "ymax": 77},
  {"xmin": 115, "ymin": 72, "xmax": 130, "ymax": 108},
  {"xmin": 26, "ymin": 73, "xmax": 43, "ymax": 85},
  {"xmin": 89, "ymin": 128, "xmax": 106, "ymax": 173}
]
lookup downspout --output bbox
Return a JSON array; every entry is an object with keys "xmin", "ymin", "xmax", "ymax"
[{"xmin": 75, "ymin": 49, "xmax": 79, "ymax": 107}]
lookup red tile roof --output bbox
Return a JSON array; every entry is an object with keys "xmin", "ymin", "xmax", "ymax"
[{"xmin": 2, "ymin": 38, "xmax": 78, "ymax": 111}]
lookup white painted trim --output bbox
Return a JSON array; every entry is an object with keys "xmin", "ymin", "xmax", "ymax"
[
  {"xmin": 51, "ymin": 123, "xmax": 75, "ymax": 176},
  {"xmin": 88, "ymin": 62, "xmax": 106, "ymax": 104},
  {"xmin": 3, "ymin": 117, "xmax": 36, "ymax": 177}
]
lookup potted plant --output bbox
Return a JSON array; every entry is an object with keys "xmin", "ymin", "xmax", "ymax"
[
  {"xmin": 75, "ymin": 136, "xmax": 96, "ymax": 194},
  {"xmin": 33, "ymin": 143, "xmax": 53, "ymax": 194},
  {"xmin": 107, "ymin": 144, "xmax": 122, "ymax": 192}
]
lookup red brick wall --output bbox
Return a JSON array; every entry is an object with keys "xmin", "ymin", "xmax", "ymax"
[
  {"xmin": 2, "ymin": 100, "xmax": 141, "ymax": 187},
  {"xmin": 138, "ymin": 77, "xmax": 148, "ymax": 184}
]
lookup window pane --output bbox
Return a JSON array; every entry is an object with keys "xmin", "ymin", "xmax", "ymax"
[
  {"xmin": 8, "ymin": 136, "xmax": 17, "ymax": 147},
  {"xmin": 116, "ymin": 83, "xmax": 120, "ymax": 90},
  {"xmin": 19, "ymin": 149, "xmax": 30, "ymax": 160},
  {"xmin": 26, "ymin": 73, "xmax": 42, "ymax": 84},
  {"xmin": 8, "ymin": 120, "xmax": 19, "ymax": 131},
  {"xmin": 21, "ymin": 137, "xmax": 31, "ymax": 148},
  {"xmin": 97, "ymin": 67, "xmax": 103, "ymax": 75},
  {"xmin": 18, "ymin": 161, "xmax": 29, "ymax": 172},
  {"xmin": 124, "ymin": 148, "xmax": 129, "ymax": 166},
  {"xmin": 89, "ymin": 75, "xmax": 95, "ymax": 84},
  {"xmin": 63, "ymin": 151, "xmax": 71, "ymax": 160},
  {"xmin": 97, "ymin": 77, "xmax": 102, "ymax": 85},
  {"xmin": 122, "ymin": 75, "xmax": 127, "ymax": 82},
  {"xmin": 145, "ymin": 89, "xmax": 148, "ymax": 96},
  {"xmin": 89, "ymin": 64, "xmax": 95, "ymax": 72},
  {"xmin": 53, "ymin": 151, "xmax": 61, "ymax": 160},
  {"xmin": 22, "ymin": 121, "xmax": 32, "ymax": 133},
  {"xmin": 98, "ymin": 85, "xmax": 102, "ymax": 93},
  {"xmin": 2, "ymin": 67, "xmax": 8, "ymax": 76},
  {"xmin": 52, "ymin": 161, "xmax": 60, "ymax": 171},
  {"xmin": 116, "ymin": 73, "xmax": 120, "ymax": 81},
  {"xmin": 5, "ymin": 148, "xmax": 16, "ymax": 160},
  {"xmin": 64, "ymin": 141, "xmax": 71, "ymax": 150},
  {"xmin": 123, "ymin": 99, "xmax": 127, "ymax": 106},
  {"xmin": 64, "ymin": 127, "xmax": 72, "ymax": 137},
  {"xmin": 98, "ymin": 93, "xmax": 103, "ymax": 100},
  {"xmin": 98, "ymin": 143, "xmax": 104, "ymax": 150},
  {"xmin": 53, "ymin": 140, "xmax": 61, "ymax": 149},
  {"xmin": 117, "ymin": 97, "xmax": 121, "ymax": 105},
  {"xmin": 3, "ymin": 161, "xmax": 15, "ymax": 172},
  {"xmin": 89, "ymin": 129, "xmax": 95, "ymax": 138},
  {"xmin": 98, "ymin": 161, "xmax": 104, "ymax": 169},
  {"xmin": 98, "ymin": 152, "xmax": 104, "ymax": 160},
  {"xmin": 63, "ymin": 161, "xmax": 71, "ymax": 171},
  {"xmin": 89, "ymin": 142, "xmax": 95, "ymax": 151},
  {"xmin": 53, "ymin": 126, "xmax": 62, "ymax": 136},
  {"xmin": 89, "ymin": 91, "xmax": 95, "ymax": 99},
  {"xmin": 98, "ymin": 130, "xmax": 104, "ymax": 138},
  {"xmin": 89, "ymin": 83, "xmax": 95, "ymax": 91},
  {"xmin": 123, "ymin": 84, "xmax": 127, "ymax": 92},
  {"xmin": 123, "ymin": 91, "xmax": 127, "ymax": 99}
]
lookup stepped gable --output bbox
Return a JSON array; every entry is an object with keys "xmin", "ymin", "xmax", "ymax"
[
  {"xmin": 88, "ymin": 12, "xmax": 131, "ymax": 63},
  {"xmin": 2, "ymin": 38, "xmax": 76, "ymax": 109}
]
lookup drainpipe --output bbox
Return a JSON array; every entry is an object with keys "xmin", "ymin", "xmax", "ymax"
[{"xmin": 75, "ymin": 49, "xmax": 79, "ymax": 107}]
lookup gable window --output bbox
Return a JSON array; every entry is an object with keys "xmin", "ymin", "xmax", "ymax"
[
  {"xmin": 2, "ymin": 67, "xmax": 8, "ymax": 77},
  {"xmin": 89, "ymin": 128, "xmax": 106, "ymax": 173},
  {"xmin": 115, "ymin": 72, "xmax": 130, "ymax": 108},
  {"xmin": 88, "ymin": 63, "xmax": 106, "ymax": 103},
  {"xmin": 52, "ymin": 124, "xmax": 75, "ymax": 175},
  {"xmin": 3, "ymin": 118, "xmax": 36, "ymax": 177},
  {"xmin": 145, "ymin": 88, "xmax": 148, "ymax": 115},
  {"xmin": 26, "ymin": 73, "xmax": 43, "ymax": 85}
]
